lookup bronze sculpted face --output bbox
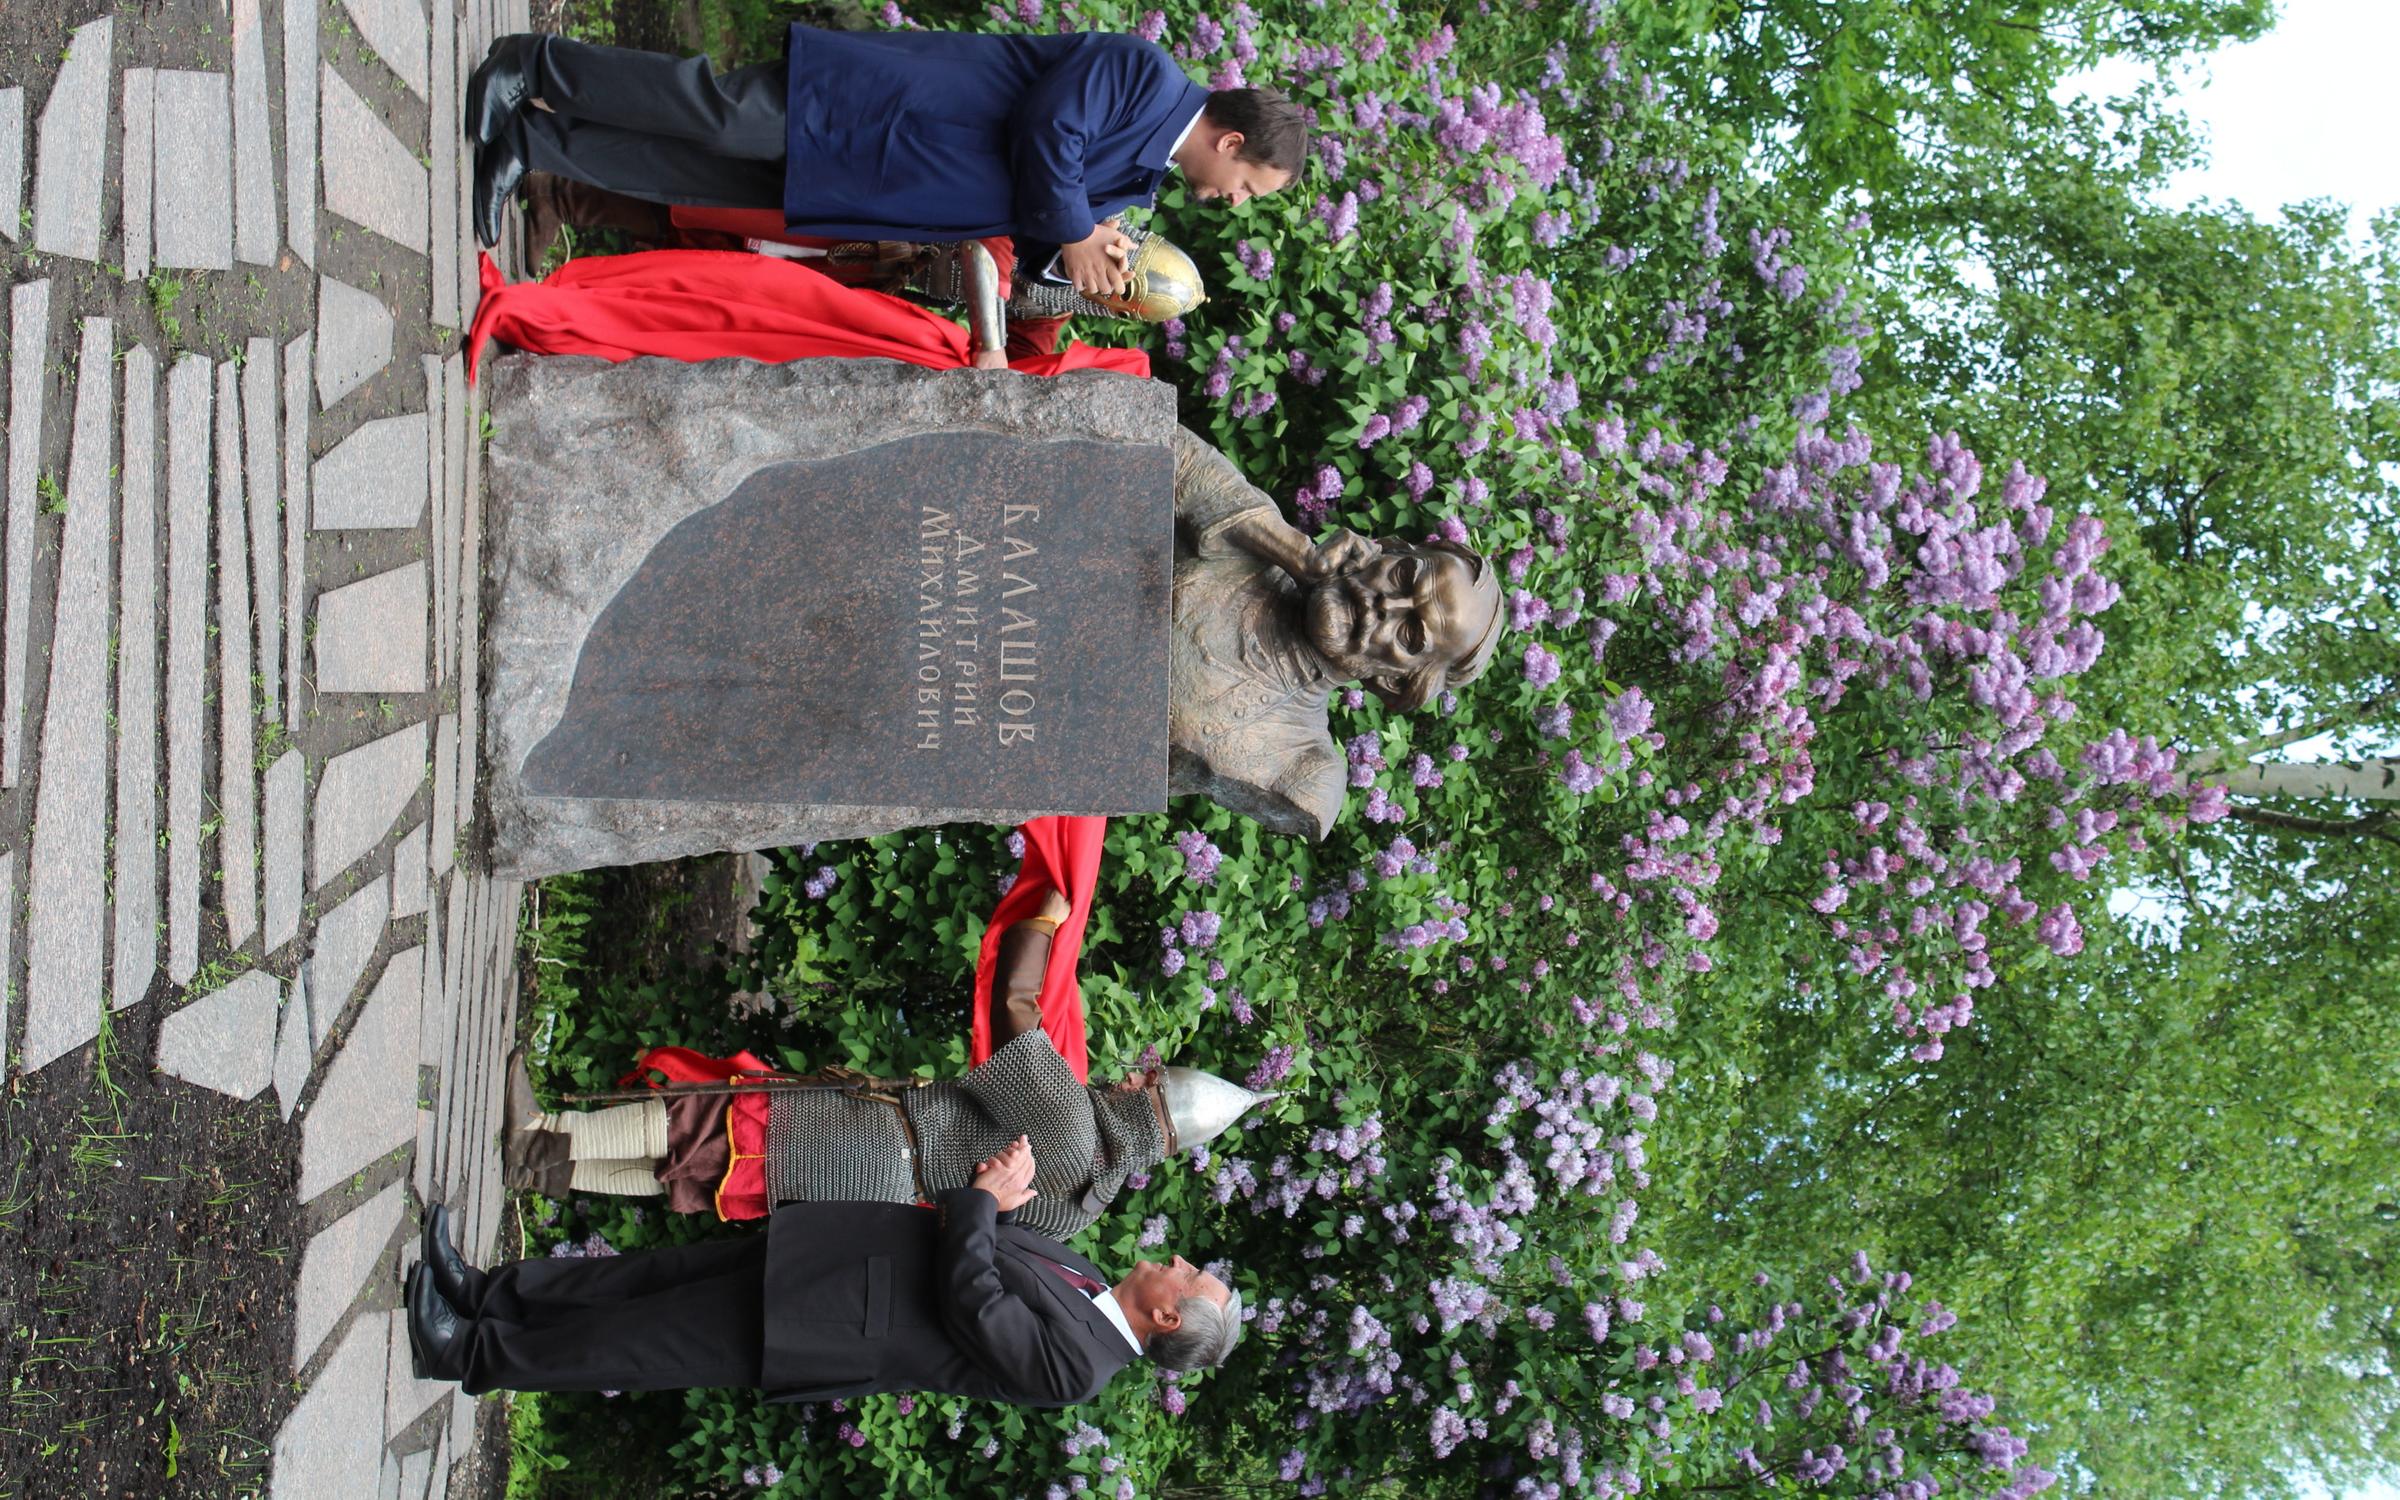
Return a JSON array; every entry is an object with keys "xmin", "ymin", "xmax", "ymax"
[{"xmin": 1299, "ymin": 539, "xmax": 1504, "ymax": 711}]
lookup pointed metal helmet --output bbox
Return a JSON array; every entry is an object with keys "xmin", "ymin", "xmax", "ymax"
[{"xmin": 1158, "ymin": 1066, "xmax": 1278, "ymax": 1155}]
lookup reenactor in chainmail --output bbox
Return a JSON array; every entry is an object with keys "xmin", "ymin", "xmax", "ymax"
[{"xmin": 502, "ymin": 891, "xmax": 1273, "ymax": 1241}]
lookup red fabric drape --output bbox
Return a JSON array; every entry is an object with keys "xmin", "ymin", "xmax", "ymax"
[
  {"xmin": 464, "ymin": 251, "xmax": 1146, "ymax": 383},
  {"xmin": 971, "ymin": 815, "xmax": 1106, "ymax": 1082},
  {"xmin": 620, "ymin": 1046, "xmax": 777, "ymax": 1221}
]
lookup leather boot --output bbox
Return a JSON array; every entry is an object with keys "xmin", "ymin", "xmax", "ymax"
[
  {"xmin": 503, "ymin": 1045, "xmax": 543, "ymax": 1137},
  {"xmin": 504, "ymin": 1126, "xmax": 574, "ymax": 1197}
]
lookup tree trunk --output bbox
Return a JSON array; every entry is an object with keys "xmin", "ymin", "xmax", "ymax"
[{"xmin": 2198, "ymin": 756, "xmax": 2400, "ymax": 803}]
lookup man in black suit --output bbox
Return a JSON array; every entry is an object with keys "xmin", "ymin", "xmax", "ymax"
[{"xmin": 405, "ymin": 1136, "xmax": 1239, "ymax": 1405}]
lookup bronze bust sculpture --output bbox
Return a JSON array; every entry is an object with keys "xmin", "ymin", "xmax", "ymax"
[{"xmin": 1166, "ymin": 430, "xmax": 1504, "ymax": 838}]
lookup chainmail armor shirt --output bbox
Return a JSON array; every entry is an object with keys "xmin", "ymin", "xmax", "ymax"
[{"xmin": 761, "ymin": 1034, "xmax": 1167, "ymax": 1236}]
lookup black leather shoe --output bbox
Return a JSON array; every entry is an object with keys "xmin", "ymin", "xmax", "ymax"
[
  {"xmin": 465, "ymin": 35, "xmax": 540, "ymax": 148},
  {"xmin": 421, "ymin": 1204, "xmax": 483, "ymax": 1312},
  {"xmin": 474, "ymin": 132, "xmax": 526, "ymax": 249},
  {"xmin": 405, "ymin": 1263, "xmax": 470, "ymax": 1383}
]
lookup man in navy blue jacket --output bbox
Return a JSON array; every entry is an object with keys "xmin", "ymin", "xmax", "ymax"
[{"xmin": 467, "ymin": 28, "xmax": 1305, "ymax": 295}]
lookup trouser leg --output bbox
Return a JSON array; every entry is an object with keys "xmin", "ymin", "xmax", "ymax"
[
  {"xmin": 457, "ymin": 1235, "xmax": 768, "ymax": 1395},
  {"xmin": 466, "ymin": 1230, "xmax": 763, "ymax": 1321},
  {"xmin": 514, "ymin": 110, "xmax": 786, "ymax": 209},
  {"xmin": 571, "ymin": 1159, "xmax": 666, "ymax": 1195},
  {"xmin": 528, "ymin": 37, "xmax": 789, "ymax": 156}
]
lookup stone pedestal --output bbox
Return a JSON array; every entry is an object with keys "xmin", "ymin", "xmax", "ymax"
[{"xmin": 479, "ymin": 355, "xmax": 1174, "ymax": 878}]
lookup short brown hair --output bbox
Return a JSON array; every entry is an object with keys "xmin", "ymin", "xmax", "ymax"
[{"xmin": 1203, "ymin": 88, "xmax": 1309, "ymax": 178}]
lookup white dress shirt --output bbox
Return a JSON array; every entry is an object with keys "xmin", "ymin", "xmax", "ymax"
[{"xmin": 1095, "ymin": 1284, "xmax": 1146, "ymax": 1355}]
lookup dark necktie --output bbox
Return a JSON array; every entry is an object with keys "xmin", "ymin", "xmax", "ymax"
[{"xmin": 1036, "ymin": 1254, "xmax": 1107, "ymax": 1297}]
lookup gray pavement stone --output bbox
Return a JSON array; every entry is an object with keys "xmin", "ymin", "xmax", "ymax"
[
  {"xmin": 385, "ymin": 1309, "xmax": 449, "ymax": 1436},
  {"xmin": 165, "ymin": 355, "xmax": 212, "ymax": 983},
  {"xmin": 0, "ymin": 89, "xmax": 21, "ymax": 244},
  {"xmin": 312, "ymin": 414, "xmax": 428, "ymax": 530},
  {"xmin": 427, "ymin": 352, "xmax": 451, "ymax": 672},
  {"xmin": 272, "ymin": 970, "xmax": 312, "ymax": 1120},
  {"xmin": 112, "ymin": 347, "xmax": 160, "ymax": 1010},
  {"xmin": 291, "ymin": 1179, "xmax": 404, "ymax": 1372},
  {"xmin": 216, "ymin": 362, "xmax": 260, "ymax": 950},
  {"xmin": 315, "ymin": 562, "xmax": 428, "ymax": 694},
  {"xmin": 399, "ymin": 1446, "xmax": 431, "ymax": 1500},
  {"xmin": 454, "ymin": 28, "xmax": 477, "ymax": 323},
  {"xmin": 392, "ymin": 825, "xmax": 429, "ymax": 918},
  {"xmin": 429, "ymin": 712, "xmax": 456, "ymax": 877},
  {"xmin": 306, "ymin": 874, "xmax": 388, "ymax": 1048},
  {"xmin": 272, "ymin": 1309, "xmax": 388, "ymax": 1497},
  {"xmin": 430, "ymin": 0, "xmax": 459, "ymax": 329},
  {"xmin": 0, "ymin": 854, "xmax": 16, "ymax": 1051},
  {"xmin": 322, "ymin": 66, "xmax": 429, "ymax": 254},
  {"xmin": 246, "ymin": 340, "xmax": 283, "ymax": 722},
  {"xmin": 4, "ymin": 279, "xmax": 50, "ymax": 789},
  {"xmin": 346, "ymin": 0, "xmax": 433, "ymax": 101},
  {"xmin": 32, "ymin": 18, "xmax": 112, "ymax": 261},
  {"xmin": 153, "ymin": 71, "xmax": 235, "ymax": 273},
  {"xmin": 265, "ymin": 750, "xmax": 306, "ymax": 953},
  {"xmin": 284, "ymin": 0, "xmax": 320, "ymax": 264},
  {"xmin": 440, "ymin": 357, "xmax": 467, "ymax": 677},
  {"xmin": 156, "ymin": 969, "xmax": 280, "ymax": 1098},
  {"xmin": 415, "ymin": 873, "xmax": 447, "ymax": 1069},
  {"xmin": 445, "ymin": 1389, "xmax": 474, "ymax": 1479},
  {"xmin": 319, "ymin": 277, "xmax": 397, "ymax": 411},
  {"xmin": 427, "ymin": 1425, "xmax": 451, "ymax": 1500},
  {"xmin": 430, "ymin": 875, "xmax": 470, "ymax": 1185},
  {"xmin": 121, "ymin": 70, "xmax": 154, "ymax": 282},
  {"xmin": 297, "ymin": 944, "xmax": 424, "ymax": 1202},
  {"xmin": 380, "ymin": 1450, "xmax": 402, "ymax": 1500},
  {"xmin": 313, "ymin": 723, "xmax": 428, "ymax": 891},
  {"xmin": 23, "ymin": 320, "xmax": 117, "ymax": 1074},
  {"xmin": 457, "ymin": 390, "xmax": 483, "ymax": 836},
  {"xmin": 231, "ymin": 0, "xmax": 278, "ymax": 265},
  {"xmin": 283, "ymin": 334, "xmax": 312, "ymax": 730}
]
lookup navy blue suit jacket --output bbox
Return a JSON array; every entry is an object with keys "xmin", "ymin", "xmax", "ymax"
[{"xmin": 780, "ymin": 26, "xmax": 1211, "ymax": 247}]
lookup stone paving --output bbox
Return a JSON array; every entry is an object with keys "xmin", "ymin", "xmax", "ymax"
[{"xmin": 4, "ymin": 0, "xmax": 535, "ymax": 1491}]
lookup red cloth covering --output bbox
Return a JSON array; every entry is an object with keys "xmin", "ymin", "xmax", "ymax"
[
  {"xmin": 971, "ymin": 815, "xmax": 1106, "ymax": 1082},
  {"xmin": 463, "ymin": 251, "xmax": 1144, "ymax": 383},
  {"xmin": 618, "ymin": 1046, "xmax": 778, "ymax": 1221}
]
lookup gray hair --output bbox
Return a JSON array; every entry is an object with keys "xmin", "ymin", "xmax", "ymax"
[{"xmin": 1147, "ymin": 1282, "xmax": 1245, "ymax": 1372}]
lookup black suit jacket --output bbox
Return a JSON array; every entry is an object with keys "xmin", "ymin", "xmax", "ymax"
[{"xmin": 760, "ymin": 1186, "xmax": 1139, "ymax": 1406}]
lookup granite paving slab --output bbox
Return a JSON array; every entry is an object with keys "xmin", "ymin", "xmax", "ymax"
[
  {"xmin": 0, "ymin": 89, "xmax": 21, "ymax": 243},
  {"xmin": 121, "ymin": 70, "xmax": 154, "ymax": 282},
  {"xmin": 271, "ymin": 1317, "xmax": 387, "ymax": 1498},
  {"xmin": 112, "ymin": 346, "xmax": 160, "ymax": 1009},
  {"xmin": 0, "ymin": 853, "xmax": 15, "ymax": 1046},
  {"xmin": 316, "ymin": 562, "xmax": 428, "ymax": 695},
  {"xmin": 429, "ymin": 712, "xmax": 456, "ymax": 876},
  {"xmin": 312, "ymin": 723, "xmax": 428, "ymax": 890},
  {"xmin": 445, "ymin": 1382, "xmax": 474, "ymax": 1473},
  {"xmin": 427, "ymin": 1426, "xmax": 451, "ymax": 1500},
  {"xmin": 440, "ymin": 356, "xmax": 467, "ymax": 675},
  {"xmin": 32, "ymin": 18, "xmax": 112, "ymax": 261},
  {"xmin": 153, "ymin": 71, "xmax": 235, "ymax": 274},
  {"xmin": 273, "ymin": 972, "xmax": 313, "ymax": 1120},
  {"xmin": 345, "ymin": 0, "xmax": 434, "ymax": 101},
  {"xmin": 155, "ymin": 968, "xmax": 280, "ymax": 1098},
  {"xmin": 425, "ymin": 357, "xmax": 448, "ymax": 677},
  {"xmin": 284, "ymin": 0, "xmax": 320, "ymax": 264},
  {"xmin": 399, "ymin": 1446, "xmax": 431, "ymax": 1500},
  {"xmin": 305, "ymin": 873, "xmax": 389, "ymax": 1048},
  {"xmin": 320, "ymin": 278, "xmax": 398, "ymax": 411},
  {"xmin": 456, "ymin": 387, "xmax": 483, "ymax": 836},
  {"xmin": 23, "ymin": 319, "xmax": 117, "ymax": 1074},
  {"xmin": 297, "ymin": 944, "xmax": 424, "ymax": 1202},
  {"xmin": 453, "ymin": 29, "xmax": 477, "ymax": 323},
  {"xmin": 231, "ymin": 0, "xmax": 278, "ymax": 265},
  {"xmin": 321, "ymin": 66, "xmax": 429, "ymax": 254},
  {"xmin": 430, "ymin": 0, "xmax": 460, "ymax": 328},
  {"xmin": 416, "ymin": 876, "xmax": 448, "ymax": 1070},
  {"xmin": 246, "ymin": 340, "xmax": 284, "ymax": 721},
  {"xmin": 380, "ymin": 1450, "xmax": 402, "ymax": 1500},
  {"xmin": 216, "ymin": 361, "xmax": 260, "ymax": 949},
  {"xmin": 392, "ymin": 825, "xmax": 429, "ymax": 918},
  {"xmin": 4, "ymin": 279, "xmax": 50, "ymax": 789},
  {"xmin": 291, "ymin": 1179, "xmax": 405, "ymax": 1372},
  {"xmin": 313, "ymin": 414, "xmax": 429, "ymax": 530},
  {"xmin": 265, "ymin": 749, "xmax": 306, "ymax": 952},
  {"xmin": 284, "ymin": 333, "xmax": 312, "ymax": 730},
  {"xmin": 164, "ymin": 354, "xmax": 212, "ymax": 984},
  {"xmin": 430, "ymin": 875, "xmax": 471, "ymax": 1187},
  {"xmin": 384, "ymin": 1310, "xmax": 450, "ymax": 1435}
]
